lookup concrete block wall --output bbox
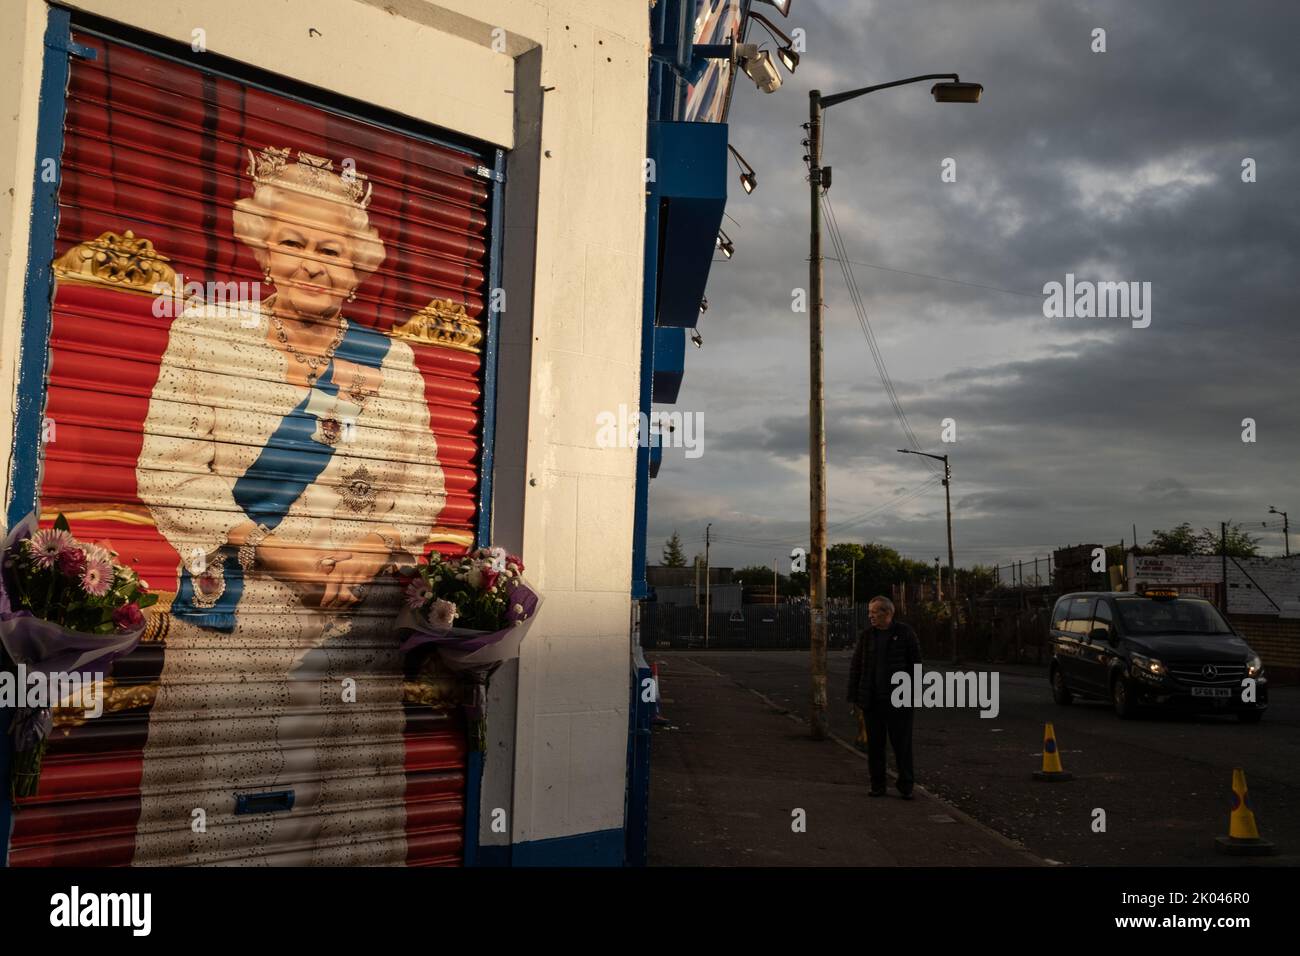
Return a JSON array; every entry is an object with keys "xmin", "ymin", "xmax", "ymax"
[{"xmin": 1229, "ymin": 615, "xmax": 1300, "ymax": 682}]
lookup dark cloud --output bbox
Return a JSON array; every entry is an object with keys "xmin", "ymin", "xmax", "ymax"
[{"xmin": 648, "ymin": 0, "xmax": 1299, "ymax": 572}]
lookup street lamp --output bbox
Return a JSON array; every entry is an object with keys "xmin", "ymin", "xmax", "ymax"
[
  {"xmin": 804, "ymin": 73, "xmax": 981, "ymax": 739},
  {"xmin": 899, "ymin": 449, "xmax": 958, "ymax": 664},
  {"xmin": 1268, "ymin": 506, "xmax": 1290, "ymax": 557}
]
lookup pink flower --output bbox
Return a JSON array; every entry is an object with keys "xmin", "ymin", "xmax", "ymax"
[
  {"xmin": 428, "ymin": 598, "xmax": 457, "ymax": 629},
  {"xmin": 405, "ymin": 579, "xmax": 432, "ymax": 609},
  {"xmin": 506, "ymin": 553, "xmax": 524, "ymax": 572},
  {"xmin": 80, "ymin": 558, "xmax": 113, "ymax": 597},
  {"xmin": 57, "ymin": 547, "xmax": 87, "ymax": 577},
  {"xmin": 482, "ymin": 567, "xmax": 501, "ymax": 591},
  {"xmin": 27, "ymin": 528, "xmax": 73, "ymax": 569},
  {"xmin": 112, "ymin": 602, "xmax": 144, "ymax": 631}
]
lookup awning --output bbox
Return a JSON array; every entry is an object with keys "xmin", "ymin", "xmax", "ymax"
[{"xmin": 647, "ymin": 121, "xmax": 727, "ymax": 329}]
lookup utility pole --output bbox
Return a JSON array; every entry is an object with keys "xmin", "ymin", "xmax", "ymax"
[
  {"xmin": 772, "ymin": 559, "xmax": 778, "ymax": 606},
  {"xmin": 807, "ymin": 88, "xmax": 829, "ymax": 740},
  {"xmin": 804, "ymin": 73, "xmax": 981, "ymax": 741},
  {"xmin": 705, "ymin": 523, "xmax": 712, "ymax": 649},
  {"xmin": 1269, "ymin": 506, "xmax": 1290, "ymax": 556},
  {"xmin": 1221, "ymin": 521, "xmax": 1228, "ymax": 614}
]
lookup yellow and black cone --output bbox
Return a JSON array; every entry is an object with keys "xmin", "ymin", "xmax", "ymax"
[
  {"xmin": 1032, "ymin": 722, "xmax": 1073, "ymax": 782},
  {"xmin": 1215, "ymin": 768, "xmax": 1274, "ymax": 855}
]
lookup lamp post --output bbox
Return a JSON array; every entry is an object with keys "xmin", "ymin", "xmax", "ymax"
[
  {"xmin": 1268, "ymin": 506, "xmax": 1290, "ymax": 557},
  {"xmin": 805, "ymin": 74, "xmax": 981, "ymax": 739},
  {"xmin": 899, "ymin": 449, "xmax": 958, "ymax": 663}
]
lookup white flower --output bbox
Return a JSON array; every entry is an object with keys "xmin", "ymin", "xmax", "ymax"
[{"xmin": 428, "ymin": 599, "xmax": 458, "ymax": 629}]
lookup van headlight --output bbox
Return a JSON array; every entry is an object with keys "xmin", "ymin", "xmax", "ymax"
[
  {"xmin": 1247, "ymin": 654, "xmax": 1264, "ymax": 677},
  {"xmin": 1131, "ymin": 654, "xmax": 1165, "ymax": 676}
]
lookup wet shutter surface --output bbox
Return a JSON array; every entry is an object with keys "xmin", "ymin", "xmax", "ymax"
[{"xmin": 10, "ymin": 31, "xmax": 492, "ymax": 866}]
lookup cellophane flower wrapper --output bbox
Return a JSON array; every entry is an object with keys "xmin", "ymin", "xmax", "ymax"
[
  {"xmin": 1, "ymin": 514, "xmax": 146, "ymax": 798},
  {"xmin": 396, "ymin": 580, "xmax": 542, "ymax": 751}
]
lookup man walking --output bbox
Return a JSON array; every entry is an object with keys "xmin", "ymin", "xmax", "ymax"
[{"xmin": 848, "ymin": 596, "xmax": 922, "ymax": 798}]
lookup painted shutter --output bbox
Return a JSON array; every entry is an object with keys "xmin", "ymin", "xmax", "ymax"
[{"xmin": 9, "ymin": 29, "xmax": 494, "ymax": 866}]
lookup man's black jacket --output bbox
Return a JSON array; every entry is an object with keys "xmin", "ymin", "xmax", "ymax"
[{"xmin": 848, "ymin": 619, "xmax": 922, "ymax": 707}]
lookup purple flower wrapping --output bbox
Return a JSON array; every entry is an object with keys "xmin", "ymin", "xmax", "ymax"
[{"xmin": 11, "ymin": 706, "xmax": 52, "ymax": 752}]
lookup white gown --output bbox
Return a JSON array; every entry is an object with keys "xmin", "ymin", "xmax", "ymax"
[{"xmin": 132, "ymin": 300, "xmax": 447, "ymax": 865}]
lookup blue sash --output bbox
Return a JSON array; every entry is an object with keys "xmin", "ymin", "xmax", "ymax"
[{"xmin": 171, "ymin": 319, "xmax": 391, "ymax": 631}]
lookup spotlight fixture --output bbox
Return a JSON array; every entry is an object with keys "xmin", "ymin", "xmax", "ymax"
[
  {"xmin": 690, "ymin": 330, "xmax": 704, "ymax": 348},
  {"xmin": 727, "ymin": 144, "xmax": 757, "ymax": 195},
  {"xmin": 716, "ymin": 228, "xmax": 735, "ymax": 258},
  {"xmin": 699, "ymin": 295, "xmax": 708, "ymax": 314},
  {"xmin": 753, "ymin": 0, "xmax": 792, "ymax": 15},
  {"xmin": 748, "ymin": 11, "xmax": 799, "ymax": 74},
  {"xmin": 739, "ymin": 47, "xmax": 782, "ymax": 93}
]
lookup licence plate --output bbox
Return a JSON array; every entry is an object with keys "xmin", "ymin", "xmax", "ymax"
[{"xmin": 1191, "ymin": 687, "xmax": 1231, "ymax": 698}]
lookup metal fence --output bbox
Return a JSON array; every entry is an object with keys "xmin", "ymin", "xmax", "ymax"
[{"xmin": 640, "ymin": 602, "xmax": 864, "ymax": 651}]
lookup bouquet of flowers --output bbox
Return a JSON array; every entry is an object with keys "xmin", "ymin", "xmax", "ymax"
[
  {"xmin": 0, "ymin": 513, "xmax": 153, "ymax": 798},
  {"xmin": 395, "ymin": 546, "xmax": 541, "ymax": 751}
]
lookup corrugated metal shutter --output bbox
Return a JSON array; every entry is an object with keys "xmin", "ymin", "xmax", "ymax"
[{"xmin": 10, "ymin": 29, "xmax": 494, "ymax": 866}]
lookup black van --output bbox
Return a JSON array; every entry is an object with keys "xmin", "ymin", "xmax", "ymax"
[{"xmin": 1047, "ymin": 589, "xmax": 1267, "ymax": 721}]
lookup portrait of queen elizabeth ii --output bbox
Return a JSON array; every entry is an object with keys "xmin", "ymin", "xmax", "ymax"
[{"xmin": 131, "ymin": 147, "xmax": 448, "ymax": 865}]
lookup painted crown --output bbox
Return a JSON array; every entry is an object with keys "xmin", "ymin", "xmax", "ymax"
[{"xmin": 246, "ymin": 146, "xmax": 373, "ymax": 209}]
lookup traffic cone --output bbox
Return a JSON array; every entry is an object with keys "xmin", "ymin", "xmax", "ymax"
[
  {"xmin": 1215, "ymin": 768, "xmax": 1274, "ymax": 855},
  {"xmin": 1032, "ymin": 722, "xmax": 1073, "ymax": 781}
]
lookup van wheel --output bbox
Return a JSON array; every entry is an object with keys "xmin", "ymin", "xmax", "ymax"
[
  {"xmin": 1051, "ymin": 666, "xmax": 1073, "ymax": 705},
  {"xmin": 1112, "ymin": 675, "xmax": 1135, "ymax": 719},
  {"xmin": 1237, "ymin": 710, "xmax": 1263, "ymax": 724}
]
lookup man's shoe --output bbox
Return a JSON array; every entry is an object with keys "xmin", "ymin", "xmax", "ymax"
[
  {"xmin": 898, "ymin": 789, "xmax": 915, "ymax": 800},
  {"xmin": 868, "ymin": 787, "xmax": 886, "ymax": 797}
]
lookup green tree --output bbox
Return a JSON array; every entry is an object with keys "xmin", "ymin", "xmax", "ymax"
[
  {"xmin": 827, "ymin": 542, "xmax": 866, "ymax": 599},
  {"xmin": 1146, "ymin": 523, "xmax": 1199, "ymax": 555},
  {"xmin": 661, "ymin": 530, "xmax": 687, "ymax": 567},
  {"xmin": 1195, "ymin": 522, "xmax": 1261, "ymax": 558},
  {"xmin": 1145, "ymin": 521, "xmax": 1261, "ymax": 557}
]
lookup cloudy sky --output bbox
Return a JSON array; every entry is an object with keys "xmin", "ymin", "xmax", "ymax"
[{"xmin": 647, "ymin": 0, "xmax": 1299, "ymax": 574}]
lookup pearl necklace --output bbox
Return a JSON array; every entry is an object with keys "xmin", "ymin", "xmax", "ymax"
[{"xmin": 272, "ymin": 314, "xmax": 347, "ymax": 386}]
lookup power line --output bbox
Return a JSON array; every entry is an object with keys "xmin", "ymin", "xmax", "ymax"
[
  {"xmin": 820, "ymin": 191, "xmax": 942, "ymax": 479},
  {"xmin": 820, "ymin": 256, "xmax": 1042, "ymax": 300}
]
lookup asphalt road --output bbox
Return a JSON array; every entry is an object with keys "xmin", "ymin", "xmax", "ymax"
[{"xmin": 658, "ymin": 650, "xmax": 1300, "ymax": 866}]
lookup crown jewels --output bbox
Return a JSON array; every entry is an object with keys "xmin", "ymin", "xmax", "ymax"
[{"xmin": 246, "ymin": 146, "xmax": 373, "ymax": 209}]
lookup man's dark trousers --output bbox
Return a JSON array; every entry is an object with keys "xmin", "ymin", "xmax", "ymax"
[{"xmin": 866, "ymin": 697, "xmax": 914, "ymax": 794}]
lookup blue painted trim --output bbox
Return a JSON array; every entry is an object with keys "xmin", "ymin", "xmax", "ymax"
[
  {"xmin": 3, "ymin": 4, "xmax": 76, "ymax": 868},
  {"xmin": 462, "ymin": 749, "xmax": 483, "ymax": 866},
  {"xmin": 631, "ymin": 187, "xmax": 660, "ymax": 600},
  {"xmin": 475, "ymin": 148, "xmax": 506, "ymax": 547},
  {"xmin": 476, "ymin": 843, "xmax": 512, "ymax": 867},
  {"xmin": 510, "ymin": 827, "xmax": 625, "ymax": 867},
  {"xmin": 625, "ymin": 647, "xmax": 652, "ymax": 867}
]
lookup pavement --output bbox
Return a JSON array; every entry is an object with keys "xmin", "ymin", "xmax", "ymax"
[{"xmin": 646, "ymin": 653, "xmax": 1044, "ymax": 866}]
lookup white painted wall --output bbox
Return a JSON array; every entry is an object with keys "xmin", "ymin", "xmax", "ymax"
[
  {"xmin": 0, "ymin": 0, "xmax": 647, "ymax": 855},
  {"xmin": 1128, "ymin": 555, "xmax": 1300, "ymax": 616}
]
